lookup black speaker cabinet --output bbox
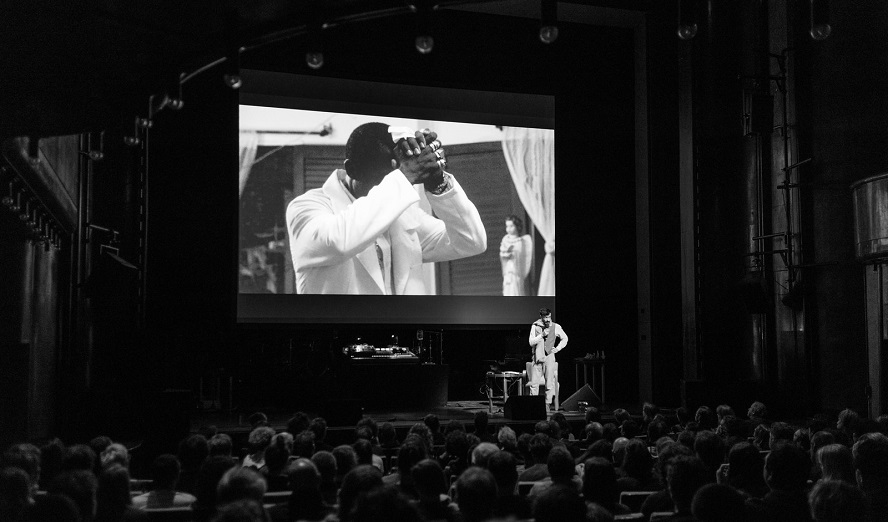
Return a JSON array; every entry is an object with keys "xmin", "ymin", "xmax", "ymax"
[
  {"xmin": 561, "ymin": 384, "xmax": 602, "ymax": 412},
  {"xmin": 504, "ymin": 395, "xmax": 547, "ymax": 420}
]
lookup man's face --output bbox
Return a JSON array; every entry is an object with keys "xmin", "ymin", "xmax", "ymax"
[{"xmin": 542, "ymin": 314, "xmax": 552, "ymax": 327}]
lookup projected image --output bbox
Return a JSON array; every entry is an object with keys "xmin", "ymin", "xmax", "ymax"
[{"xmin": 238, "ymin": 106, "xmax": 555, "ymax": 297}]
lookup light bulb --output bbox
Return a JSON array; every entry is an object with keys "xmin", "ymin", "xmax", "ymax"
[
  {"xmin": 539, "ymin": 25, "xmax": 559, "ymax": 44},
  {"xmin": 123, "ymin": 136, "xmax": 141, "ymax": 147},
  {"xmin": 677, "ymin": 23, "xmax": 698, "ymax": 40},
  {"xmin": 415, "ymin": 35, "xmax": 434, "ymax": 55},
  {"xmin": 224, "ymin": 74, "xmax": 242, "ymax": 89},
  {"xmin": 306, "ymin": 51, "xmax": 324, "ymax": 70},
  {"xmin": 168, "ymin": 98, "xmax": 184, "ymax": 110},
  {"xmin": 137, "ymin": 118, "xmax": 153, "ymax": 129},
  {"xmin": 88, "ymin": 150, "xmax": 104, "ymax": 161},
  {"xmin": 810, "ymin": 23, "xmax": 831, "ymax": 40}
]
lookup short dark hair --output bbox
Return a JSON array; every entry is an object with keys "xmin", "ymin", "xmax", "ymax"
[
  {"xmin": 345, "ymin": 122, "xmax": 395, "ymax": 182},
  {"xmin": 411, "ymin": 459, "xmax": 447, "ymax": 498},
  {"xmin": 287, "ymin": 412, "xmax": 311, "ymax": 435},
  {"xmin": 691, "ymin": 483, "xmax": 745, "ymax": 522},
  {"xmin": 208, "ymin": 433, "xmax": 233, "ymax": 457},
  {"xmin": 62, "ymin": 444, "xmax": 96, "ymax": 472},
  {"xmin": 765, "ymin": 442, "xmax": 811, "ymax": 492},
  {"xmin": 505, "ymin": 215, "xmax": 525, "ymax": 234},
  {"xmin": 583, "ymin": 457, "xmax": 619, "ymax": 505},
  {"xmin": 216, "ymin": 466, "xmax": 267, "ymax": 504},
  {"xmin": 533, "ymin": 483, "xmax": 586, "ymax": 522},
  {"xmin": 539, "ymin": 307, "xmax": 551, "ymax": 317},
  {"xmin": 48, "ymin": 469, "xmax": 98, "ymax": 520},
  {"xmin": 487, "ymin": 450, "xmax": 518, "ymax": 495},
  {"xmin": 151, "ymin": 454, "xmax": 181, "ymax": 490},
  {"xmin": 529, "ymin": 433, "xmax": 553, "ymax": 464},
  {"xmin": 309, "ymin": 417, "xmax": 328, "ymax": 443},
  {"xmin": 337, "ymin": 465, "xmax": 383, "ymax": 522},
  {"xmin": 455, "ymin": 467, "xmax": 497, "ymax": 522},
  {"xmin": 351, "ymin": 438, "xmax": 373, "ymax": 467},
  {"xmin": 694, "ymin": 430, "xmax": 726, "ymax": 473},
  {"xmin": 547, "ymin": 445, "xmax": 575, "ymax": 483}
]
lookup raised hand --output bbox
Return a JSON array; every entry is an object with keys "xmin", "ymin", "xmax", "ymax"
[{"xmin": 395, "ymin": 130, "xmax": 445, "ymax": 185}]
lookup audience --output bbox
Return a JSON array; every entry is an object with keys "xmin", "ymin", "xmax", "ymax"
[{"xmin": 15, "ymin": 398, "xmax": 888, "ymax": 522}]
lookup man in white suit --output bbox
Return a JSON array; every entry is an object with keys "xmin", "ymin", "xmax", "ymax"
[{"xmin": 286, "ymin": 122, "xmax": 487, "ymax": 295}]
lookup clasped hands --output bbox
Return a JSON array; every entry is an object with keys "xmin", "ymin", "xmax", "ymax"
[{"xmin": 393, "ymin": 129, "xmax": 447, "ymax": 188}]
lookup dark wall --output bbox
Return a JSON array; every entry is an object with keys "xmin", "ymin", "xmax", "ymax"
[{"xmin": 142, "ymin": 11, "xmax": 638, "ymax": 408}]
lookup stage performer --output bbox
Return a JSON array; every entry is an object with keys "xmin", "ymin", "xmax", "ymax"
[
  {"xmin": 499, "ymin": 214, "xmax": 533, "ymax": 296},
  {"xmin": 528, "ymin": 307, "xmax": 568, "ymax": 410},
  {"xmin": 286, "ymin": 123, "xmax": 487, "ymax": 294}
]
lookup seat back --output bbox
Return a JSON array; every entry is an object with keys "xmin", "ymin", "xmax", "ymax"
[{"xmin": 619, "ymin": 490, "xmax": 656, "ymax": 513}]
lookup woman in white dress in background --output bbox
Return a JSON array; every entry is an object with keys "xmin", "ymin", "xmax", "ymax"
[{"xmin": 499, "ymin": 214, "xmax": 533, "ymax": 296}]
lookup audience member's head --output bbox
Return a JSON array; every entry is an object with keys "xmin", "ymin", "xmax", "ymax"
[
  {"xmin": 308, "ymin": 417, "xmax": 328, "ymax": 446},
  {"xmin": 497, "ymin": 426, "xmax": 517, "ymax": 452},
  {"xmin": 487, "ymin": 450, "xmax": 518, "ymax": 497},
  {"xmin": 794, "ymin": 428, "xmax": 811, "ymax": 452},
  {"xmin": 613, "ymin": 409, "xmax": 631, "ymax": 425},
  {"xmin": 208, "ymin": 433, "xmax": 234, "ymax": 457},
  {"xmin": 547, "ymin": 445, "xmax": 576, "ymax": 484},
  {"xmin": 585, "ymin": 406, "xmax": 602, "ymax": 424},
  {"xmin": 216, "ymin": 465, "xmax": 267, "ymax": 505},
  {"xmin": 332, "ymin": 445, "xmax": 359, "ymax": 482},
  {"xmin": 356, "ymin": 417, "xmax": 378, "ymax": 440},
  {"xmin": 747, "ymin": 401, "xmax": 767, "ymax": 420},
  {"xmin": 852, "ymin": 432, "xmax": 888, "ymax": 490},
  {"xmin": 423, "ymin": 414, "xmax": 441, "ymax": 437},
  {"xmin": 193, "ymin": 455, "xmax": 236, "ymax": 512},
  {"xmin": 410, "ymin": 459, "xmax": 447, "ymax": 502},
  {"xmin": 444, "ymin": 420, "xmax": 465, "ymax": 435},
  {"xmin": 396, "ymin": 436, "xmax": 427, "ymax": 478},
  {"xmin": 293, "ymin": 430, "xmax": 315, "ymax": 458},
  {"xmin": 212, "ymin": 499, "xmax": 269, "ymax": 522},
  {"xmin": 691, "ymin": 483, "xmax": 745, "ymax": 522},
  {"xmin": 621, "ymin": 438, "xmax": 654, "ymax": 483},
  {"xmin": 455, "ymin": 467, "xmax": 497, "ymax": 522},
  {"xmin": 516, "ymin": 432, "xmax": 533, "ymax": 463},
  {"xmin": 753, "ymin": 423, "xmax": 771, "ymax": 450},
  {"xmin": 836, "ymin": 408, "xmax": 859, "ymax": 437},
  {"xmin": 99, "ymin": 443, "xmax": 129, "ymax": 470},
  {"xmin": 470, "ymin": 442, "xmax": 499, "ymax": 468},
  {"xmin": 87, "ymin": 437, "xmax": 112, "ymax": 462},
  {"xmin": 351, "ymin": 439, "xmax": 374, "ymax": 467},
  {"xmin": 726, "ymin": 442, "xmax": 767, "ymax": 495},
  {"xmin": 0, "ymin": 467, "xmax": 30, "ymax": 522},
  {"xmin": 2, "ymin": 443, "xmax": 41, "ymax": 495},
  {"xmin": 95, "ymin": 464, "xmax": 133, "ymax": 522},
  {"xmin": 445, "ymin": 430, "xmax": 470, "ymax": 466},
  {"xmin": 647, "ymin": 420, "xmax": 669, "ymax": 443},
  {"xmin": 337, "ymin": 465, "xmax": 383, "ymax": 522},
  {"xmin": 48, "ymin": 469, "xmax": 98, "ymax": 522},
  {"xmin": 765, "ymin": 442, "xmax": 811, "ymax": 493},
  {"xmin": 378, "ymin": 422, "xmax": 399, "ymax": 447},
  {"xmin": 677, "ymin": 430, "xmax": 696, "ymax": 450},
  {"xmin": 271, "ymin": 432, "xmax": 294, "ymax": 454},
  {"xmin": 612, "ymin": 437, "xmax": 630, "ymax": 465},
  {"xmin": 586, "ymin": 502, "xmax": 616, "ymax": 522},
  {"xmin": 529, "ymin": 433, "xmax": 553, "ymax": 467},
  {"xmin": 769, "ymin": 421, "xmax": 795, "ymax": 450},
  {"xmin": 695, "ymin": 406, "xmax": 716, "ymax": 430},
  {"xmin": 715, "ymin": 404, "xmax": 735, "ymax": 421},
  {"xmin": 178, "ymin": 434, "xmax": 209, "ymax": 472},
  {"xmin": 816, "ymin": 443, "xmax": 855, "ymax": 483},
  {"xmin": 551, "ymin": 412, "xmax": 572, "ymax": 440},
  {"xmin": 351, "ymin": 485, "xmax": 422, "ymax": 522},
  {"xmin": 247, "ymin": 426, "xmax": 275, "ymax": 456},
  {"xmin": 643, "ymin": 402, "xmax": 661, "ymax": 423},
  {"xmin": 602, "ymin": 423, "xmax": 620, "ymax": 443},
  {"xmin": 62, "ymin": 444, "xmax": 96, "ymax": 473},
  {"xmin": 694, "ymin": 430, "xmax": 725, "ymax": 475},
  {"xmin": 620, "ymin": 420, "xmax": 640, "ymax": 439},
  {"xmin": 533, "ymin": 483, "xmax": 586, "ymax": 522},
  {"xmin": 656, "ymin": 442, "xmax": 694, "ymax": 487},
  {"xmin": 666, "ymin": 455, "xmax": 709, "ymax": 515},
  {"xmin": 583, "ymin": 457, "xmax": 620, "ymax": 508},
  {"xmin": 197, "ymin": 425, "xmax": 218, "ymax": 439},
  {"xmin": 311, "ymin": 451, "xmax": 337, "ymax": 488},
  {"xmin": 286, "ymin": 412, "xmax": 310, "ymax": 436},
  {"xmin": 584, "ymin": 422, "xmax": 605, "ymax": 444},
  {"xmin": 247, "ymin": 412, "xmax": 269, "ymax": 429},
  {"xmin": 408, "ymin": 423, "xmax": 434, "ymax": 454},
  {"xmin": 675, "ymin": 407, "xmax": 690, "ymax": 426},
  {"xmin": 149, "ymin": 454, "xmax": 181, "ymax": 490},
  {"xmin": 808, "ymin": 479, "xmax": 866, "ymax": 522},
  {"xmin": 810, "ymin": 430, "xmax": 835, "ymax": 461},
  {"xmin": 37, "ymin": 438, "xmax": 65, "ymax": 491},
  {"xmin": 586, "ymin": 439, "xmax": 613, "ymax": 462},
  {"xmin": 264, "ymin": 436, "xmax": 291, "ymax": 477},
  {"xmin": 286, "ymin": 458, "xmax": 326, "ymax": 521}
]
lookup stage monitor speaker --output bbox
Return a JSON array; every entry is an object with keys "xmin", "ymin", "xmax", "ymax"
[
  {"xmin": 561, "ymin": 384, "xmax": 602, "ymax": 412},
  {"xmin": 504, "ymin": 395, "xmax": 547, "ymax": 420}
]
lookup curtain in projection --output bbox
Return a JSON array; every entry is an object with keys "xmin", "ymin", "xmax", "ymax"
[
  {"xmin": 238, "ymin": 131, "xmax": 259, "ymax": 198},
  {"xmin": 501, "ymin": 127, "xmax": 555, "ymax": 296}
]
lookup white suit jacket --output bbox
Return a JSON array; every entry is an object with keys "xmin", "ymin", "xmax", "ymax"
[{"xmin": 286, "ymin": 169, "xmax": 487, "ymax": 294}]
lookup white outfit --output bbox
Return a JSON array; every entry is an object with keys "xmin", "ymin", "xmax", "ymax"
[
  {"xmin": 528, "ymin": 319, "xmax": 568, "ymax": 407},
  {"xmin": 286, "ymin": 169, "xmax": 487, "ymax": 295},
  {"xmin": 500, "ymin": 233, "xmax": 533, "ymax": 296}
]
